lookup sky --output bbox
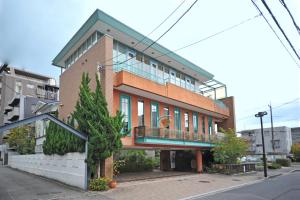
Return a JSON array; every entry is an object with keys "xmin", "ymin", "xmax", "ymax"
[{"xmin": 0, "ymin": 0, "xmax": 299, "ymax": 131}]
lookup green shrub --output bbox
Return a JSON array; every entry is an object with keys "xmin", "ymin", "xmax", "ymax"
[
  {"xmin": 268, "ymin": 163, "xmax": 281, "ymax": 169},
  {"xmin": 89, "ymin": 177, "xmax": 111, "ymax": 191},
  {"xmin": 118, "ymin": 150, "xmax": 156, "ymax": 173},
  {"xmin": 275, "ymin": 158, "xmax": 291, "ymax": 167}
]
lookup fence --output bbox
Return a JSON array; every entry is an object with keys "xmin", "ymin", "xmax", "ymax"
[
  {"xmin": 8, "ymin": 153, "xmax": 86, "ymax": 189},
  {"xmin": 212, "ymin": 163, "xmax": 256, "ymax": 174}
]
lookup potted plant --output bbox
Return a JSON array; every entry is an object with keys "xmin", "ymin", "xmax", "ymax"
[{"xmin": 109, "ymin": 160, "xmax": 126, "ymax": 188}]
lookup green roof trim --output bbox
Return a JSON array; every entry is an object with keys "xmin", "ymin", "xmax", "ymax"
[{"xmin": 52, "ymin": 9, "xmax": 214, "ymax": 79}]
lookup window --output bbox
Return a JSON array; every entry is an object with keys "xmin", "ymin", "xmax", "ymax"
[
  {"xmin": 157, "ymin": 64, "xmax": 164, "ymax": 83},
  {"xmin": 151, "ymin": 103, "xmax": 159, "ymax": 128},
  {"xmin": 163, "ymin": 107, "xmax": 169, "ymax": 129},
  {"xmin": 193, "ymin": 113, "xmax": 198, "ymax": 133},
  {"xmin": 15, "ymin": 81, "xmax": 22, "ymax": 94},
  {"xmin": 138, "ymin": 100, "xmax": 144, "ymax": 126},
  {"xmin": 174, "ymin": 108, "xmax": 181, "ymax": 131},
  {"xmin": 202, "ymin": 116, "xmax": 205, "ymax": 134},
  {"xmin": 176, "ymin": 72, "xmax": 181, "ymax": 86},
  {"xmin": 164, "ymin": 67, "xmax": 169, "ymax": 82},
  {"xmin": 120, "ymin": 95, "xmax": 131, "ymax": 134},
  {"xmin": 170, "ymin": 70, "xmax": 176, "ymax": 84},
  {"xmin": 184, "ymin": 112, "xmax": 189, "ymax": 132},
  {"xmin": 208, "ymin": 116, "xmax": 212, "ymax": 135},
  {"xmin": 273, "ymin": 140, "xmax": 280, "ymax": 149},
  {"xmin": 26, "ymin": 84, "xmax": 34, "ymax": 89},
  {"xmin": 180, "ymin": 74, "xmax": 185, "ymax": 88}
]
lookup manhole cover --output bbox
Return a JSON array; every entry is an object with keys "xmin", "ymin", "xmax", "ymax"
[{"xmin": 198, "ymin": 180, "xmax": 210, "ymax": 183}]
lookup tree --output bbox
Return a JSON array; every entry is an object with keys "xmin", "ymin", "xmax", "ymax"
[
  {"xmin": 212, "ymin": 129, "xmax": 248, "ymax": 164},
  {"xmin": 72, "ymin": 73, "xmax": 126, "ymax": 178},
  {"xmin": 6, "ymin": 126, "xmax": 35, "ymax": 155},
  {"xmin": 43, "ymin": 117, "xmax": 85, "ymax": 155},
  {"xmin": 291, "ymin": 143, "xmax": 300, "ymax": 161}
]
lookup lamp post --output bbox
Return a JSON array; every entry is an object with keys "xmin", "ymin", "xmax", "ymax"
[{"xmin": 255, "ymin": 111, "xmax": 268, "ymax": 178}]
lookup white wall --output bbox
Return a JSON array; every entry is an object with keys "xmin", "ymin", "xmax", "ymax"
[{"xmin": 8, "ymin": 153, "xmax": 86, "ymax": 189}]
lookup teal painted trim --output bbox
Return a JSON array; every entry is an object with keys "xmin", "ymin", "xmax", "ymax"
[
  {"xmin": 120, "ymin": 94, "xmax": 131, "ymax": 136},
  {"xmin": 174, "ymin": 107, "xmax": 181, "ymax": 131},
  {"xmin": 135, "ymin": 137, "xmax": 215, "ymax": 148},
  {"xmin": 193, "ymin": 112, "xmax": 198, "ymax": 133},
  {"xmin": 52, "ymin": 9, "xmax": 214, "ymax": 80},
  {"xmin": 150, "ymin": 102, "xmax": 159, "ymax": 128}
]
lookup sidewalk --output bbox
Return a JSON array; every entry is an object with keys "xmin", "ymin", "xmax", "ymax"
[{"xmin": 98, "ymin": 165, "xmax": 300, "ymax": 200}]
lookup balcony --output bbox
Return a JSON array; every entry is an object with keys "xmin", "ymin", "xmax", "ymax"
[
  {"xmin": 134, "ymin": 126, "xmax": 216, "ymax": 148},
  {"xmin": 7, "ymin": 107, "xmax": 20, "ymax": 121},
  {"xmin": 36, "ymin": 89, "xmax": 58, "ymax": 100},
  {"xmin": 114, "ymin": 70, "xmax": 230, "ymax": 118},
  {"xmin": 8, "ymin": 94, "xmax": 20, "ymax": 107}
]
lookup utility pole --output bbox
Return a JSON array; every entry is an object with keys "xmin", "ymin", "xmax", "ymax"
[
  {"xmin": 255, "ymin": 111, "xmax": 268, "ymax": 178},
  {"xmin": 269, "ymin": 103, "xmax": 275, "ymax": 153}
]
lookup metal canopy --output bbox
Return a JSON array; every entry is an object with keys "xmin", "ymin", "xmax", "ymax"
[
  {"xmin": 199, "ymin": 79, "xmax": 226, "ymax": 93},
  {"xmin": 0, "ymin": 113, "xmax": 87, "ymax": 141}
]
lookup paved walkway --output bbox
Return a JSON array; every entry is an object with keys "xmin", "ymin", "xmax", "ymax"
[
  {"xmin": 100, "ymin": 165, "xmax": 300, "ymax": 200},
  {"xmin": 1, "ymin": 164, "xmax": 299, "ymax": 200}
]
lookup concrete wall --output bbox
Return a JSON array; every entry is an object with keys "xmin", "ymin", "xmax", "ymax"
[{"xmin": 8, "ymin": 153, "xmax": 86, "ymax": 189}]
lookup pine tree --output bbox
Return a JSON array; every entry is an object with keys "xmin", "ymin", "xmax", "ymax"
[{"xmin": 73, "ymin": 73, "xmax": 126, "ymax": 178}]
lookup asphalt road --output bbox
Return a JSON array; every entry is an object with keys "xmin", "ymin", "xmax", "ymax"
[
  {"xmin": 191, "ymin": 170, "xmax": 300, "ymax": 200},
  {"xmin": 0, "ymin": 165, "xmax": 110, "ymax": 200}
]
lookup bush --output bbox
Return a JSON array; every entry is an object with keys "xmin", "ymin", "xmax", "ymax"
[
  {"xmin": 275, "ymin": 158, "xmax": 291, "ymax": 167},
  {"xmin": 291, "ymin": 144, "xmax": 300, "ymax": 161},
  {"xmin": 89, "ymin": 177, "xmax": 111, "ymax": 191},
  {"xmin": 268, "ymin": 163, "xmax": 281, "ymax": 169},
  {"xmin": 118, "ymin": 150, "xmax": 156, "ymax": 173}
]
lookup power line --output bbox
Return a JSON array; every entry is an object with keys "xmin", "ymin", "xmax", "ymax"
[
  {"xmin": 143, "ymin": 0, "xmax": 199, "ymax": 52},
  {"xmin": 99, "ymin": 0, "xmax": 187, "ymax": 67},
  {"xmin": 260, "ymin": 0, "xmax": 300, "ymax": 61},
  {"xmin": 279, "ymin": 0, "xmax": 300, "ymax": 35},
  {"xmin": 237, "ymin": 98, "xmax": 300, "ymax": 121},
  {"xmin": 101, "ymin": 13, "xmax": 261, "ymax": 71},
  {"xmin": 251, "ymin": 0, "xmax": 300, "ymax": 68},
  {"xmin": 101, "ymin": 0, "xmax": 199, "ymax": 68}
]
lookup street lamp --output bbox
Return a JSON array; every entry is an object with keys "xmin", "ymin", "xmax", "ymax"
[{"xmin": 255, "ymin": 111, "xmax": 268, "ymax": 178}]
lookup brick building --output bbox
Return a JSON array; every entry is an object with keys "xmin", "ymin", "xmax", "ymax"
[{"xmin": 52, "ymin": 9, "xmax": 236, "ymax": 178}]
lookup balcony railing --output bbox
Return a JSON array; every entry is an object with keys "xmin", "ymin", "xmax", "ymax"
[
  {"xmin": 36, "ymin": 89, "xmax": 58, "ymax": 100},
  {"xmin": 134, "ymin": 126, "xmax": 216, "ymax": 144}
]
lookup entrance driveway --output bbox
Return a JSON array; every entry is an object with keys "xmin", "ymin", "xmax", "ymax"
[{"xmin": 0, "ymin": 165, "xmax": 110, "ymax": 200}]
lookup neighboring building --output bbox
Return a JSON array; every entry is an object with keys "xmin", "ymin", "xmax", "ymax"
[
  {"xmin": 240, "ymin": 126, "xmax": 293, "ymax": 160},
  {"xmin": 0, "ymin": 66, "xmax": 59, "ymax": 126},
  {"xmin": 52, "ymin": 9, "xmax": 236, "ymax": 178},
  {"xmin": 33, "ymin": 100, "xmax": 60, "ymax": 153},
  {"xmin": 291, "ymin": 127, "xmax": 300, "ymax": 144}
]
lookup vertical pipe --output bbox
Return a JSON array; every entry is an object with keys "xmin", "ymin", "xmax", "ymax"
[{"xmin": 84, "ymin": 139, "xmax": 89, "ymax": 191}]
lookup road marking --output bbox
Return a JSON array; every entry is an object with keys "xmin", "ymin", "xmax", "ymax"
[{"xmin": 179, "ymin": 179, "xmax": 264, "ymax": 200}]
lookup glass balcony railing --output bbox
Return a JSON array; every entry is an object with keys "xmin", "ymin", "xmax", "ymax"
[{"xmin": 134, "ymin": 126, "xmax": 216, "ymax": 144}]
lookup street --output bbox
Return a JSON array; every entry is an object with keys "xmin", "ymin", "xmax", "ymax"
[
  {"xmin": 190, "ymin": 170, "xmax": 300, "ymax": 200},
  {"xmin": 0, "ymin": 165, "xmax": 110, "ymax": 200}
]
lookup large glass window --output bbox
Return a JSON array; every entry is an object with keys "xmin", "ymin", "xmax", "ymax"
[
  {"xmin": 176, "ymin": 72, "xmax": 181, "ymax": 86},
  {"xmin": 163, "ymin": 107, "xmax": 169, "ymax": 129},
  {"xmin": 174, "ymin": 108, "xmax": 181, "ymax": 131},
  {"xmin": 120, "ymin": 95, "xmax": 131, "ymax": 133},
  {"xmin": 193, "ymin": 113, "xmax": 198, "ymax": 133},
  {"xmin": 208, "ymin": 116, "xmax": 212, "ymax": 135},
  {"xmin": 184, "ymin": 112, "xmax": 189, "ymax": 132},
  {"xmin": 180, "ymin": 74, "xmax": 185, "ymax": 88},
  {"xmin": 151, "ymin": 103, "xmax": 159, "ymax": 128},
  {"xmin": 138, "ymin": 100, "xmax": 144, "ymax": 126},
  {"xmin": 202, "ymin": 116, "xmax": 206, "ymax": 134}
]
